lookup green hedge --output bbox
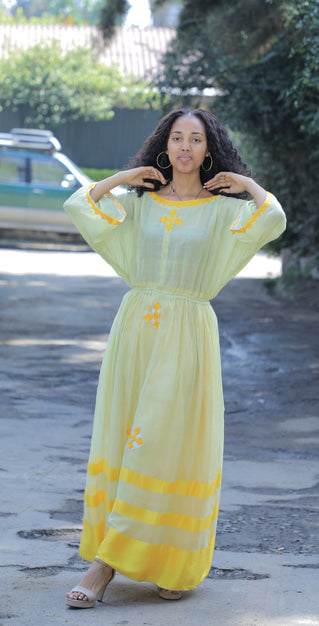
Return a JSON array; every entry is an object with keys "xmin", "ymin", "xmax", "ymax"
[{"xmin": 82, "ymin": 168, "xmax": 119, "ymax": 181}]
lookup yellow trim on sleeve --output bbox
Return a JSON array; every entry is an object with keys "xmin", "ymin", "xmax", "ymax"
[
  {"xmin": 231, "ymin": 191, "xmax": 272, "ymax": 234},
  {"xmin": 86, "ymin": 183, "xmax": 126, "ymax": 225}
]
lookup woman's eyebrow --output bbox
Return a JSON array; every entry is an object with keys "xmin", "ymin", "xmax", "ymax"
[{"xmin": 170, "ymin": 130, "xmax": 205, "ymax": 136}]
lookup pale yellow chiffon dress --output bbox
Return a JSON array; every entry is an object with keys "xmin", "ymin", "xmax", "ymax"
[{"xmin": 64, "ymin": 185, "xmax": 286, "ymax": 591}]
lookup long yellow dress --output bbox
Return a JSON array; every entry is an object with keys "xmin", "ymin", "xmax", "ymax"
[{"xmin": 64, "ymin": 185, "xmax": 286, "ymax": 591}]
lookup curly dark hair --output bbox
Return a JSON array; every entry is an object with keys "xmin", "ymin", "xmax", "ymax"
[{"xmin": 126, "ymin": 108, "xmax": 252, "ymax": 198}]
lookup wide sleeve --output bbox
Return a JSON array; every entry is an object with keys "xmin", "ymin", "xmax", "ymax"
[
  {"xmin": 209, "ymin": 192, "xmax": 286, "ymax": 294},
  {"xmin": 63, "ymin": 184, "xmax": 135, "ymax": 281},
  {"xmin": 228, "ymin": 192, "xmax": 286, "ymax": 248}
]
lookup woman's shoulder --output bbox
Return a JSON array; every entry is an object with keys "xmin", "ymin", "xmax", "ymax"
[{"xmin": 112, "ymin": 188, "xmax": 140, "ymax": 209}]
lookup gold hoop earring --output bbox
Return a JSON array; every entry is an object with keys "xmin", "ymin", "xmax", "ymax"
[
  {"xmin": 156, "ymin": 152, "xmax": 171, "ymax": 169},
  {"xmin": 201, "ymin": 154, "xmax": 213, "ymax": 172}
]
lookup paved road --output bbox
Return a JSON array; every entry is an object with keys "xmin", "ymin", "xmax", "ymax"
[{"xmin": 0, "ymin": 247, "xmax": 318, "ymax": 625}]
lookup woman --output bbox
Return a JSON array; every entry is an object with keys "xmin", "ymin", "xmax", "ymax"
[{"xmin": 64, "ymin": 108, "xmax": 286, "ymax": 607}]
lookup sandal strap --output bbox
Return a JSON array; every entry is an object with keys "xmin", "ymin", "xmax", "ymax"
[{"xmin": 70, "ymin": 585, "xmax": 96, "ymax": 603}]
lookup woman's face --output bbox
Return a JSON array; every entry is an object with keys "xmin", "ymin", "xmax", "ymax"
[{"xmin": 166, "ymin": 114, "xmax": 209, "ymax": 174}]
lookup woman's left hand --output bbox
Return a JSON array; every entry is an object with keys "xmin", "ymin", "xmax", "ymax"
[{"xmin": 204, "ymin": 172, "xmax": 251, "ymax": 195}]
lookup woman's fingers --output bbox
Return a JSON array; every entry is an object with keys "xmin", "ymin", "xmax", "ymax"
[
  {"xmin": 129, "ymin": 166, "xmax": 167, "ymax": 187},
  {"xmin": 204, "ymin": 172, "xmax": 231, "ymax": 189},
  {"xmin": 204, "ymin": 171, "xmax": 245, "ymax": 194},
  {"xmin": 146, "ymin": 167, "xmax": 167, "ymax": 185}
]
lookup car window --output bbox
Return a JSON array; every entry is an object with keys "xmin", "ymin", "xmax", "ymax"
[
  {"xmin": 31, "ymin": 157, "xmax": 68, "ymax": 186},
  {"xmin": 0, "ymin": 154, "xmax": 27, "ymax": 183}
]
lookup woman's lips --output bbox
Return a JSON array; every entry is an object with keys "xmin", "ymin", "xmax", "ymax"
[{"xmin": 179, "ymin": 155, "xmax": 192, "ymax": 161}]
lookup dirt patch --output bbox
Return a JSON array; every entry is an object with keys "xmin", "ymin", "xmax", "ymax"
[
  {"xmin": 17, "ymin": 528, "xmax": 82, "ymax": 541},
  {"xmin": 208, "ymin": 567, "xmax": 269, "ymax": 580},
  {"xmin": 216, "ymin": 504, "xmax": 318, "ymax": 555}
]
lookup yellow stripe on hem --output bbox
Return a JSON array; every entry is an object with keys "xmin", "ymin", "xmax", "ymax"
[
  {"xmin": 86, "ymin": 183, "xmax": 126, "ymax": 225},
  {"xmin": 92, "ymin": 526, "xmax": 216, "ymax": 590},
  {"xmin": 87, "ymin": 458, "xmax": 222, "ymax": 499},
  {"xmin": 84, "ymin": 489, "xmax": 115, "ymax": 512},
  {"xmin": 231, "ymin": 191, "xmax": 272, "ymax": 234},
  {"xmin": 79, "ymin": 518, "xmax": 105, "ymax": 561},
  {"xmin": 87, "ymin": 459, "xmax": 120, "ymax": 481},
  {"xmin": 119, "ymin": 466, "xmax": 222, "ymax": 498},
  {"xmin": 113, "ymin": 498, "xmax": 219, "ymax": 532}
]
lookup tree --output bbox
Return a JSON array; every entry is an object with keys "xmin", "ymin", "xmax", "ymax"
[
  {"xmin": 0, "ymin": 42, "xmax": 161, "ymax": 127},
  {"xmin": 156, "ymin": 0, "xmax": 319, "ymax": 255},
  {"xmin": 2, "ymin": 0, "xmax": 104, "ymax": 24},
  {"xmin": 99, "ymin": 0, "xmax": 130, "ymax": 40}
]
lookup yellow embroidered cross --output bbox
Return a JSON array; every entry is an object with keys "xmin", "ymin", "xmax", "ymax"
[
  {"xmin": 143, "ymin": 302, "xmax": 161, "ymax": 329},
  {"xmin": 127, "ymin": 427, "xmax": 144, "ymax": 450},
  {"xmin": 160, "ymin": 209, "xmax": 183, "ymax": 231}
]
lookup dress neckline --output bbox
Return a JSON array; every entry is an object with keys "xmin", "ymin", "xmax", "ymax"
[{"xmin": 149, "ymin": 191, "xmax": 218, "ymax": 207}]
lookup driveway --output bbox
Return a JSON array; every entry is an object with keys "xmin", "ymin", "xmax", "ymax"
[{"xmin": 0, "ymin": 245, "xmax": 318, "ymax": 626}]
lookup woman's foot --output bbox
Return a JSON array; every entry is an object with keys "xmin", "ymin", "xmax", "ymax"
[
  {"xmin": 158, "ymin": 587, "xmax": 183, "ymax": 600},
  {"xmin": 65, "ymin": 558, "xmax": 115, "ymax": 608}
]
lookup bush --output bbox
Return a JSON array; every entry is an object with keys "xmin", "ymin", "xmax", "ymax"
[
  {"xmin": 0, "ymin": 42, "xmax": 161, "ymax": 128},
  {"xmin": 82, "ymin": 168, "xmax": 119, "ymax": 180}
]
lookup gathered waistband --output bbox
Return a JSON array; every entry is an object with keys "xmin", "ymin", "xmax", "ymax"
[{"xmin": 131, "ymin": 286, "xmax": 210, "ymax": 304}]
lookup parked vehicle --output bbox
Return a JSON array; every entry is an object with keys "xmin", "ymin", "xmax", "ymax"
[{"xmin": 0, "ymin": 128, "xmax": 92, "ymax": 232}]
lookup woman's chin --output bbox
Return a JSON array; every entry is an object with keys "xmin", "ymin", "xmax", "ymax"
[{"xmin": 173, "ymin": 161, "xmax": 198, "ymax": 173}]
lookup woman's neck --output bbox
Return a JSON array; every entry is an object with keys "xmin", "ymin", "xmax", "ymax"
[
  {"xmin": 171, "ymin": 172, "xmax": 202, "ymax": 195},
  {"xmin": 153, "ymin": 171, "xmax": 212, "ymax": 201},
  {"xmin": 168, "ymin": 172, "xmax": 204, "ymax": 201}
]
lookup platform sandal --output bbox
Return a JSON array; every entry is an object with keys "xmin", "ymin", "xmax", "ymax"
[{"xmin": 65, "ymin": 558, "xmax": 115, "ymax": 608}]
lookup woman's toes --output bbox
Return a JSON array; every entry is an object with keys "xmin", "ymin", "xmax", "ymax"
[
  {"xmin": 66, "ymin": 591, "xmax": 88, "ymax": 601},
  {"xmin": 77, "ymin": 593, "xmax": 87, "ymax": 601}
]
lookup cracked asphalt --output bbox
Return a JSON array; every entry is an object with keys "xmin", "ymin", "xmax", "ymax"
[{"xmin": 0, "ymin": 244, "xmax": 318, "ymax": 626}]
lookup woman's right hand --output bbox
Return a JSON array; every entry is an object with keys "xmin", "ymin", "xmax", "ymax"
[
  {"xmin": 121, "ymin": 167, "xmax": 167, "ymax": 188},
  {"xmin": 90, "ymin": 167, "xmax": 167, "ymax": 203}
]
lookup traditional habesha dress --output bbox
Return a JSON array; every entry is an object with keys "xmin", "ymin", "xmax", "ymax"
[{"xmin": 64, "ymin": 184, "xmax": 286, "ymax": 591}]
